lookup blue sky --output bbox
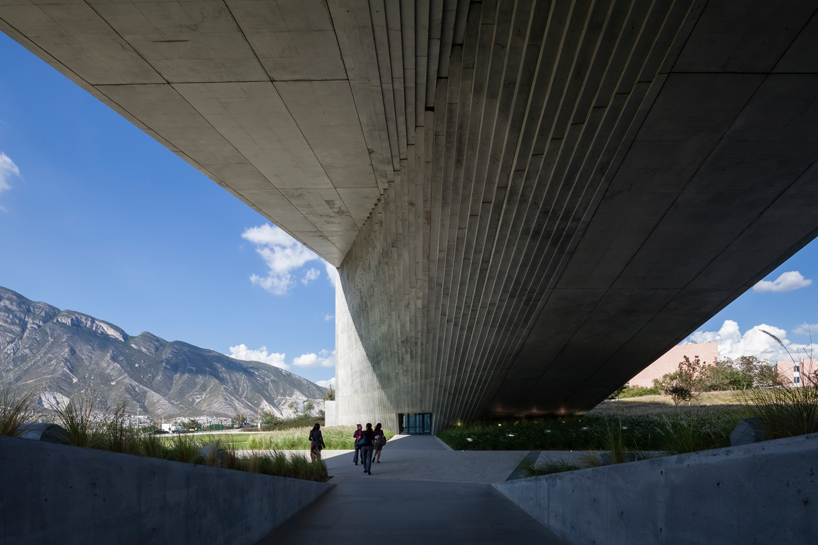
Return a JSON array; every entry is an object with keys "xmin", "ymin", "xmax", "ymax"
[
  {"xmin": 0, "ymin": 33, "xmax": 335, "ymax": 386},
  {"xmin": 1, "ymin": 31, "xmax": 817, "ymax": 382}
]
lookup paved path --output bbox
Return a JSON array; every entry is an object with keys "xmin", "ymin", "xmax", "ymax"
[{"xmin": 255, "ymin": 435, "xmax": 569, "ymax": 544}]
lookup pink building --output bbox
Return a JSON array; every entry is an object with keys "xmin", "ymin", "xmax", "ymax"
[
  {"xmin": 628, "ymin": 343, "xmax": 719, "ymax": 388},
  {"xmin": 776, "ymin": 359, "xmax": 818, "ymax": 387}
]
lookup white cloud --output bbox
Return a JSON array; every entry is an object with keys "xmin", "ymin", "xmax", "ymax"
[
  {"xmin": 228, "ymin": 344, "xmax": 289, "ymax": 371},
  {"xmin": 301, "ymin": 267, "xmax": 320, "ymax": 285},
  {"xmin": 687, "ymin": 320, "xmax": 818, "ymax": 363},
  {"xmin": 242, "ymin": 223, "xmax": 297, "ymax": 247},
  {"xmin": 324, "ymin": 314, "xmax": 334, "ymax": 321},
  {"xmin": 293, "ymin": 349, "xmax": 335, "ymax": 368},
  {"xmin": 242, "ymin": 224, "xmax": 322, "ymax": 295},
  {"xmin": 325, "ymin": 262, "xmax": 339, "ymax": 289},
  {"xmin": 753, "ymin": 271, "xmax": 812, "ymax": 293},
  {"xmin": 793, "ymin": 323, "xmax": 818, "ymax": 337},
  {"xmin": 0, "ymin": 152, "xmax": 20, "ymax": 211},
  {"xmin": 316, "ymin": 377, "xmax": 336, "ymax": 389}
]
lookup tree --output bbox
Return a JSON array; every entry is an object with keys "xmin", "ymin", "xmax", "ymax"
[
  {"xmin": 304, "ymin": 400, "xmax": 315, "ymax": 413},
  {"xmin": 323, "ymin": 385, "xmax": 335, "ymax": 401},
  {"xmin": 261, "ymin": 410, "xmax": 279, "ymax": 426},
  {"xmin": 700, "ymin": 358, "xmax": 745, "ymax": 391},
  {"xmin": 755, "ymin": 363, "xmax": 786, "ymax": 388},
  {"xmin": 655, "ymin": 372, "xmax": 695, "ymax": 405},
  {"xmin": 180, "ymin": 418, "xmax": 201, "ymax": 430},
  {"xmin": 656, "ymin": 355, "xmax": 708, "ymax": 405},
  {"xmin": 607, "ymin": 385, "xmax": 627, "ymax": 399}
]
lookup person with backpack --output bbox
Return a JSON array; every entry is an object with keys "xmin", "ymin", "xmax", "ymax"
[
  {"xmin": 373, "ymin": 422, "xmax": 386, "ymax": 463},
  {"xmin": 309, "ymin": 423, "xmax": 325, "ymax": 462},
  {"xmin": 352, "ymin": 423, "xmax": 363, "ymax": 465},
  {"xmin": 359, "ymin": 422, "xmax": 376, "ymax": 474}
]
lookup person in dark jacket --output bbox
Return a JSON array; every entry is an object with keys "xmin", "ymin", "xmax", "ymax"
[
  {"xmin": 352, "ymin": 423, "xmax": 363, "ymax": 465},
  {"xmin": 360, "ymin": 423, "xmax": 376, "ymax": 474},
  {"xmin": 373, "ymin": 422, "xmax": 386, "ymax": 463},
  {"xmin": 309, "ymin": 423, "xmax": 325, "ymax": 462}
]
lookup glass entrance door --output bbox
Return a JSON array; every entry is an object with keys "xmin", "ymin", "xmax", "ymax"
[{"xmin": 399, "ymin": 413, "xmax": 432, "ymax": 434}]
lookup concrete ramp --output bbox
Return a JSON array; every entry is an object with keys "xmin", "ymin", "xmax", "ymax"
[{"xmin": 260, "ymin": 435, "xmax": 568, "ymax": 544}]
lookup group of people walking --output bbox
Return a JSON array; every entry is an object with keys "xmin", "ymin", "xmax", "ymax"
[
  {"xmin": 307, "ymin": 422, "xmax": 388, "ymax": 473},
  {"xmin": 352, "ymin": 422, "xmax": 386, "ymax": 474}
]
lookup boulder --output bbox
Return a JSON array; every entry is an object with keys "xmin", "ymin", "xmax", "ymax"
[
  {"xmin": 199, "ymin": 445, "xmax": 226, "ymax": 463},
  {"xmin": 18, "ymin": 423, "xmax": 70, "ymax": 444},
  {"xmin": 730, "ymin": 418, "xmax": 765, "ymax": 446}
]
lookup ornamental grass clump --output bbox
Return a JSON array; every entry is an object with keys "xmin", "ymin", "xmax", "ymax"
[
  {"xmin": 603, "ymin": 419, "xmax": 627, "ymax": 464},
  {"xmin": 99, "ymin": 402, "xmax": 139, "ymax": 454},
  {"xmin": 138, "ymin": 432, "xmax": 168, "ymax": 459},
  {"xmin": 55, "ymin": 394, "xmax": 99, "ymax": 448},
  {"xmin": 747, "ymin": 330, "xmax": 818, "ymax": 439},
  {"xmin": 0, "ymin": 389, "xmax": 38, "ymax": 437},
  {"xmin": 167, "ymin": 433, "xmax": 204, "ymax": 464},
  {"xmin": 520, "ymin": 457, "xmax": 582, "ymax": 477},
  {"xmin": 742, "ymin": 385, "xmax": 818, "ymax": 440},
  {"xmin": 245, "ymin": 426, "xmax": 392, "ymax": 451},
  {"xmin": 656, "ymin": 411, "xmax": 735, "ymax": 455}
]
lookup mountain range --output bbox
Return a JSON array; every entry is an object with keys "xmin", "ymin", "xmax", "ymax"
[{"xmin": 0, "ymin": 286, "xmax": 326, "ymax": 418}]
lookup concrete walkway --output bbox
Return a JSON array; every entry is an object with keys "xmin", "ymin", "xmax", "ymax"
[{"xmin": 255, "ymin": 435, "xmax": 569, "ymax": 544}]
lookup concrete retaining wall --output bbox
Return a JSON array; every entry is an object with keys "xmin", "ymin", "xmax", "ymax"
[
  {"xmin": 494, "ymin": 433, "xmax": 818, "ymax": 545},
  {"xmin": 0, "ymin": 435, "xmax": 331, "ymax": 545}
]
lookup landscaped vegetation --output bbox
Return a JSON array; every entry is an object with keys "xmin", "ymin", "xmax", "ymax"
[
  {"xmin": 441, "ymin": 352, "xmax": 818, "ymax": 477},
  {"xmin": 438, "ymin": 408, "xmax": 740, "ymax": 453},
  {"xmin": 243, "ymin": 426, "xmax": 394, "ymax": 450},
  {"xmin": 163, "ymin": 425, "xmax": 394, "ymax": 451},
  {"xmin": 613, "ymin": 355, "xmax": 783, "ymax": 403},
  {"xmin": 0, "ymin": 392, "xmax": 330, "ymax": 482}
]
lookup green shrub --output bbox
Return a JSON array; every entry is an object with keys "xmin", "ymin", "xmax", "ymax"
[{"xmin": 616, "ymin": 386, "xmax": 661, "ymax": 398}]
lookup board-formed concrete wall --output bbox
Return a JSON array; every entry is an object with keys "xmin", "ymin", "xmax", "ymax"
[
  {"xmin": 493, "ymin": 433, "xmax": 818, "ymax": 545},
  {"xmin": 0, "ymin": 436, "xmax": 331, "ymax": 545},
  {"xmin": 328, "ymin": 0, "xmax": 818, "ymax": 432}
]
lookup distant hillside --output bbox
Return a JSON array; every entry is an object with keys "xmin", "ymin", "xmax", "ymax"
[{"xmin": 0, "ymin": 286, "xmax": 325, "ymax": 417}]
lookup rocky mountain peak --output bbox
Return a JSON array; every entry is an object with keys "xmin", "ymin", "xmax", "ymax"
[
  {"xmin": 54, "ymin": 311, "xmax": 128, "ymax": 343},
  {"xmin": 0, "ymin": 286, "xmax": 326, "ymax": 418}
]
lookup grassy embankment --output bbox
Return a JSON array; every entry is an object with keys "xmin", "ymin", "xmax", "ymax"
[
  {"xmin": 438, "ymin": 389, "xmax": 818, "ymax": 475},
  {"xmin": 0, "ymin": 393, "xmax": 335, "ymax": 482},
  {"xmin": 183, "ymin": 426, "xmax": 395, "ymax": 451}
]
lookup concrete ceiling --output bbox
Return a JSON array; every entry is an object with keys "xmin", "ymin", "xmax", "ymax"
[
  {"xmin": 3, "ymin": 0, "xmax": 818, "ymax": 424},
  {"xmin": 0, "ymin": 0, "xmax": 392, "ymax": 266}
]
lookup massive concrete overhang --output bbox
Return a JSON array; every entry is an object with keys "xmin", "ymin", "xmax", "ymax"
[{"xmin": 4, "ymin": 1, "xmax": 818, "ymax": 429}]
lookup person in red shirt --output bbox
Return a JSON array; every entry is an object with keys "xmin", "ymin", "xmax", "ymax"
[{"xmin": 352, "ymin": 423, "xmax": 363, "ymax": 465}]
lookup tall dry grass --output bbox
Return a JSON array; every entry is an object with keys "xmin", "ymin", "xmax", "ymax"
[
  {"xmin": 245, "ymin": 426, "xmax": 393, "ymax": 450},
  {"xmin": 741, "ymin": 385, "xmax": 818, "ymax": 439},
  {"xmin": 0, "ymin": 389, "xmax": 38, "ymax": 437},
  {"xmin": 54, "ymin": 394, "xmax": 98, "ymax": 447},
  {"xmin": 749, "ymin": 330, "xmax": 818, "ymax": 439}
]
